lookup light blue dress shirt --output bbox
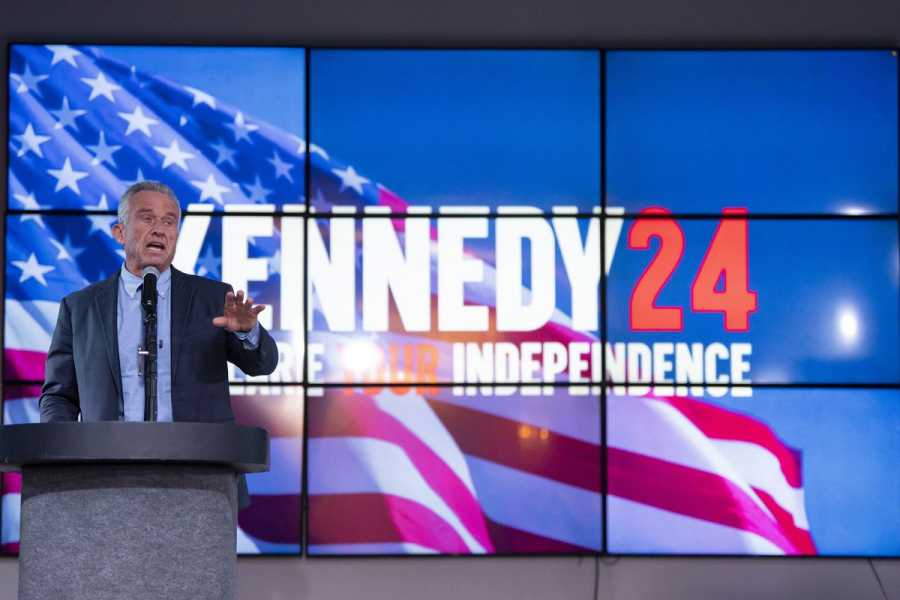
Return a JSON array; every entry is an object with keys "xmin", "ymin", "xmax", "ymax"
[{"xmin": 116, "ymin": 265, "xmax": 260, "ymax": 422}]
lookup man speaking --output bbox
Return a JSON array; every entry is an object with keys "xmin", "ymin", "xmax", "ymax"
[{"xmin": 39, "ymin": 180, "xmax": 279, "ymax": 508}]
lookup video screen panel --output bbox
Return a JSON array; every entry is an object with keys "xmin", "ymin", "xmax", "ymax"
[
  {"xmin": 606, "ymin": 387, "xmax": 900, "ymax": 556},
  {"xmin": 230, "ymin": 385, "xmax": 303, "ymax": 555},
  {"xmin": 606, "ymin": 216, "xmax": 900, "ymax": 387},
  {"xmin": 9, "ymin": 44, "xmax": 306, "ymax": 212},
  {"xmin": 607, "ymin": 50, "xmax": 898, "ymax": 215},
  {"xmin": 0, "ymin": 384, "xmax": 302, "ymax": 556},
  {"xmin": 307, "ymin": 216, "xmax": 603, "ymax": 385},
  {"xmin": 310, "ymin": 50, "xmax": 599, "ymax": 214},
  {"xmin": 306, "ymin": 386, "xmax": 601, "ymax": 555}
]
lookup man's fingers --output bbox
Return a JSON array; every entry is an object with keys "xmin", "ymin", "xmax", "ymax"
[
  {"xmin": 251, "ymin": 304, "xmax": 265, "ymax": 315},
  {"xmin": 212, "ymin": 316, "xmax": 227, "ymax": 327},
  {"xmin": 235, "ymin": 290, "xmax": 245, "ymax": 304},
  {"xmin": 224, "ymin": 291, "xmax": 235, "ymax": 309}
]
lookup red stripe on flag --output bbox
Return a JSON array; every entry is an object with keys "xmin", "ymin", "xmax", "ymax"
[
  {"xmin": 3, "ymin": 350, "xmax": 47, "ymax": 382},
  {"xmin": 427, "ymin": 399, "xmax": 601, "ymax": 492},
  {"xmin": 609, "ymin": 447, "xmax": 813, "ymax": 555},
  {"xmin": 2, "ymin": 473, "xmax": 22, "ymax": 495},
  {"xmin": 376, "ymin": 185, "xmax": 410, "ymax": 213},
  {"xmin": 753, "ymin": 486, "xmax": 816, "ymax": 554},
  {"xmin": 659, "ymin": 395, "xmax": 803, "ymax": 487},
  {"xmin": 238, "ymin": 494, "xmax": 300, "ymax": 545},
  {"xmin": 1, "ymin": 543, "xmax": 19, "ymax": 556},
  {"xmin": 484, "ymin": 518, "xmax": 596, "ymax": 553},
  {"xmin": 2, "ymin": 384, "xmax": 42, "ymax": 403},
  {"xmin": 308, "ymin": 493, "xmax": 471, "ymax": 554},
  {"xmin": 231, "ymin": 393, "xmax": 303, "ymax": 437},
  {"xmin": 309, "ymin": 393, "xmax": 493, "ymax": 551}
]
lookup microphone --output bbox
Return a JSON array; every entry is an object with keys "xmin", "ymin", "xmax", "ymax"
[{"xmin": 141, "ymin": 266, "xmax": 160, "ymax": 314}]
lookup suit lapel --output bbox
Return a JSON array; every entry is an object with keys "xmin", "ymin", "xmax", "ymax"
[
  {"xmin": 93, "ymin": 272, "xmax": 122, "ymax": 412},
  {"xmin": 170, "ymin": 267, "xmax": 196, "ymax": 383}
]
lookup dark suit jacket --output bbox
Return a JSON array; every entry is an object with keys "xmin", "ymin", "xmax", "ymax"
[{"xmin": 39, "ymin": 266, "xmax": 279, "ymax": 508}]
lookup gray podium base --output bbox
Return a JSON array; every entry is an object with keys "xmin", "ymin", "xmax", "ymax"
[{"xmin": 18, "ymin": 464, "xmax": 238, "ymax": 600}]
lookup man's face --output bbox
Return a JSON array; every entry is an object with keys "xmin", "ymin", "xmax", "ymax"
[{"xmin": 112, "ymin": 191, "xmax": 180, "ymax": 274}]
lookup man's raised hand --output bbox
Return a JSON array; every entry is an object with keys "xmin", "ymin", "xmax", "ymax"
[{"xmin": 212, "ymin": 290, "xmax": 265, "ymax": 332}]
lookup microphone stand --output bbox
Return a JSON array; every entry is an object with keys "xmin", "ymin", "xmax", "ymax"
[
  {"xmin": 142, "ymin": 307, "xmax": 158, "ymax": 422},
  {"xmin": 140, "ymin": 269, "xmax": 159, "ymax": 422}
]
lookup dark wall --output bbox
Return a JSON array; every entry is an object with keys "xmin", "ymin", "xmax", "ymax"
[{"xmin": 2, "ymin": 0, "xmax": 899, "ymax": 46}]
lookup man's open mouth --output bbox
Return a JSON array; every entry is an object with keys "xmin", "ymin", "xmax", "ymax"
[{"xmin": 146, "ymin": 242, "xmax": 165, "ymax": 251}]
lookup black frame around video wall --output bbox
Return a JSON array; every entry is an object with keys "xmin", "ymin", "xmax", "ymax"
[{"xmin": 2, "ymin": 45, "xmax": 899, "ymax": 559}]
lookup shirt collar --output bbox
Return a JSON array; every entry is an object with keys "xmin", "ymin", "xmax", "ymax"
[{"xmin": 120, "ymin": 264, "xmax": 172, "ymax": 299}]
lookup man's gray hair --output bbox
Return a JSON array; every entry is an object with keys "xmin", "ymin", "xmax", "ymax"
[{"xmin": 117, "ymin": 181, "xmax": 182, "ymax": 226}]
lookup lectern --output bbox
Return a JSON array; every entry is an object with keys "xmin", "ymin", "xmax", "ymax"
[{"xmin": 0, "ymin": 422, "xmax": 269, "ymax": 600}]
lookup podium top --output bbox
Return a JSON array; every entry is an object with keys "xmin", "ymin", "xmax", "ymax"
[{"xmin": 0, "ymin": 422, "xmax": 269, "ymax": 473}]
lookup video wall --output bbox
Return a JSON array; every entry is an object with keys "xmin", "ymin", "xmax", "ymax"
[{"xmin": 3, "ymin": 45, "xmax": 898, "ymax": 557}]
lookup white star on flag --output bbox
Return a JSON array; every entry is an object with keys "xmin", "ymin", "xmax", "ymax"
[
  {"xmin": 49, "ymin": 235, "xmax": 86, "ymax": 261},
  {"xmin": 85, "ymin": 194, "xmax": 116, "ymax": 237},
  {"xmin": 12, "ymin": 253, "xmax": 55, "ymax": 286},
  {"xmin": 225, "ymin": 111, "xmax": 259, "ymax": 143},
  {"xmin": 243, "ymin": 176, "xmax": 272, "ymax": 203},
  {"xmin": 184, "ymin": 85, "xmax": 217, "ymax": 109},
  {"xmin": 13, "ymin": 190, "xmax": 46, "ymax": 228},
  {"xmin": 210, "ymin": 139, "xmax": 238, "ymax": 168},
  {"xmin": 45, "ymin": 45, "xmax": 81, "ymax": 68},
  {"xmin": 13, "ymin": 190, "xmax": 44, "ymax": 211},
  {"xmin": 88, "ymin": 130, "xmax": 122, "ymax": 167},
  {"xmin": 47, "ymin": 157, "xmax": 89, "ymax": 194},
  {"xmin": 81, "ymin": 71, "xmax": 122, "ymax": 102},
  {"xmin": 51, "ymin": 96, "xmax": 88, "ymax": 131},
  {"xmin": 85, "ymin": 193, "xmax": 110, "ymax": 211},
  {"xmin": 118, "ymin": 105, "xmax": 159, "ymax": 137},
  {"xmin": 14, "ymin": 123, "xmax": 51, "ymax": 158},
  {"xmin": 121, "ymin": 168, "xmax": 147, "ymax": 189},
  {"xmin": 191, "ymin": 173, "xmax": 230, "ymax": 204},
  {"xmin": 11, "ymin": 65, "xmax": 49, "ymax": 95},
  {"xmin": 268, "ymin": 151, "xmax": 294, "ymax": 182},
  {"xmin": 154, "ymin": 139, "xmax": 196, "ymax": 171},
  {"xmin": 88, "ymin": 214, "xmax": 116, "ymax": 238},
  {"xmin": 332, "ymin": 165, "xmax": 370, "ymax": 195}
]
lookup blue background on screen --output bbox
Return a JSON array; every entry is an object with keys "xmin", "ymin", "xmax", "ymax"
[
  {"xmin": 311, "ymin": 50, "xmax": 600, "ymax": 210},
  {"xmin": 607, "ymin": 50, "xmax": 898, "ymax": 214}
]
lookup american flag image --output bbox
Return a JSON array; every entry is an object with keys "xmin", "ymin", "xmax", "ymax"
[{"xmin": 4, "ymin": 44, "xmax": 817, "ymax": 555}]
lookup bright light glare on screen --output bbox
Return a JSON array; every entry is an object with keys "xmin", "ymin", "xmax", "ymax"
[
  {"xmin": 838, "ymin": 203, "xmax": 872, "ymax": 216},
  {"xmin": 836, "ymin": 305, "xmax": 861, "ymax": 346},
  {"xmin": 340, "ymin": 339, "xmax": 384, "ymax": 377}
]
